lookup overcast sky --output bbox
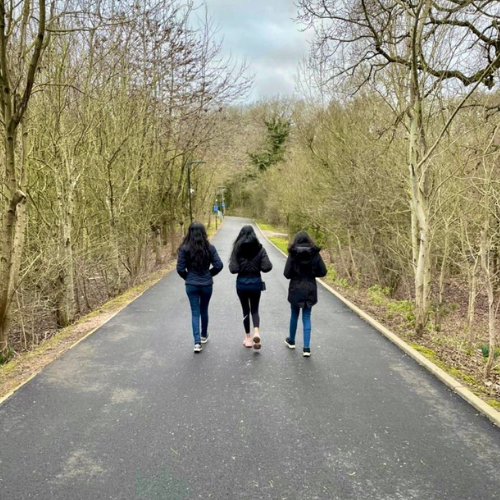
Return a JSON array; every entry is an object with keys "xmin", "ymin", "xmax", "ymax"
[{"xmin": 201, "ymin": 0, "xmax": 312, "ymax": 101}]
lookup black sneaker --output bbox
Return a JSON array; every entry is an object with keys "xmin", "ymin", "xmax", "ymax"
[
  {"xmin": 303, "ymin": 348, "xmax": 311, "ymax": 357},
  {"xmin": 285, "ymin": 338, "xmax": 296, "ymax": 349},
  {"xmin": 201, "ymin": 335, "xmax": 209, "ymax": 344}
]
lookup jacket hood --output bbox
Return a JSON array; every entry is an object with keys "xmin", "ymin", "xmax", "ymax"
[
  {"xmin": 290, "ymin": 245, "xmax": 321, "ymax": 264},
  {"xmin": 239, "ymin": 240, "xmax": 262, "ymax": 259}
]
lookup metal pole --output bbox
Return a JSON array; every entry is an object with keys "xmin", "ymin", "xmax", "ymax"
[{"xmin": 187, "ymin": 162, "xmax": 193, "ymax": 224}]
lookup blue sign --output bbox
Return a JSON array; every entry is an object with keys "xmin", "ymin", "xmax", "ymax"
[
  {"xmin": 222, "ymin": 202, "xmax": 225, "ymax": 208},
  {"xmin": 214, "ymin": 205, "xmax": 218, "ymax": 212}
]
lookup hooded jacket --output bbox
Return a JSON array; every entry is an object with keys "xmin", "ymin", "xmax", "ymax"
[
  {"xmin": 229, "ymin": 242, "xmax": 273, "ymax": 290},
  {"xmin": 284, "ymin": 245, "xmax": 327, "ymax": 308}
]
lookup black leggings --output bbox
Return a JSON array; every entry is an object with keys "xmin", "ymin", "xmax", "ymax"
[{"xmin": 237, "ymin": 289, "xmax": 261, "ymax": 333}]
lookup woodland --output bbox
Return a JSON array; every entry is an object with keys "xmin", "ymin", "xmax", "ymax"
[{"xmin": 2, "ymin": 1, "xmax": 500, "ymax": 404}]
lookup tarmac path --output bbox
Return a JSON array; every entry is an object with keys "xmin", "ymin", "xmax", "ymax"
[{"xmin": 1, "ymin": 216, "xmax": 500, "ymax": 500}]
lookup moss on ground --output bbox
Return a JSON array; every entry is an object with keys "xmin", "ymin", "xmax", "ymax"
[
  {"xmin": 411, "ymin": 344, "xmax": 436, "ymax": 358},
  {"xmin": 487, "ymin": 399, "xmax": 500, "ymax": 411}
]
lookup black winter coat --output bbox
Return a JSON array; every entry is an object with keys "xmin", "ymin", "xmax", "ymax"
[
  {"xmin": 284, "ymin": 245, "xmax": 327, "ymax": 308},
  {"xmin": 229, "ymin": 245, "xmax": 272, "ymax": 290}
]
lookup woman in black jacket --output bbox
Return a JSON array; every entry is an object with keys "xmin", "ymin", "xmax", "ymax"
[
  {"xmin": 284, "ymin": 231, "xmax": 327, "ymax": 357},
  {"xmin": 177, "ymin": 222, "xmax": 223, "ymax": 352},
  {"xmin": 229, "ymin": 225, "xmax": 272, "ymax": 349}
]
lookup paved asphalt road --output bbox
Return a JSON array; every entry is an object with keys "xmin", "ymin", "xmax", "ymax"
[{"xmin": 1, "ymin": 216, "xmax": 500, "ymax": 500}]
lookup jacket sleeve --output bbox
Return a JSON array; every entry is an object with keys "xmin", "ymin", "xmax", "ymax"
[
  {"xmin": 209, "ymin": 245, "xmax": 224, "ymax": 277},
  {"xmin": 229, "ymin": 252, "xmax": 240, "ymax": 274},
  {"xmin": 260, "ymin": 248, "xmax": 273, "ymax": 273},
  {"xmin": 283, "ymin": 255, "xmax": 293, "ymax": 280},
  {"xmin": 313, "ymin": 254, "xmax": 327, "ymax": 278},
  {"xmin": 176, "ymin": 247, "xmax": 188, "ymax": 280}
]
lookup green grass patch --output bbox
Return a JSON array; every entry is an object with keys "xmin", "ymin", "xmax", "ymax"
[
  {"xmin": 449, "ymin": 368, "xmax": 478, "ymax": 385},
  {"xmin": 487, "ymin": 400, "xmax": 500, "ymax": 411},
  {"xmin": 368, "ymin": 284, "xmax": 390, "ymax": 305},
  {"xmin": 411, "ymin": 344, "xmax": 437, "ymax": 358},
  {"xmin": 269, "ymin": 236, "xmax": 288, "ymax": 254},
  {"xmin": 257, "ymin": 221, "xmax": 277, "ymax": 232},
  {"xmin": 256, "ymin": 220, "xmax": 287, "ymax": 234}
]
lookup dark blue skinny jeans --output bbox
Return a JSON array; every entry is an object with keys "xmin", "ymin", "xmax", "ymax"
[
  {"xmin": 185, "ymin": 285, "xmax": 213, "ymax": 344},
  {"xmin": 289, "ymin": 304, "xmax": 312, "ymax": 349}
]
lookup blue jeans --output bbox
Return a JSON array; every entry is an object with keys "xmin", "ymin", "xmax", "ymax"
[
  {"xmin": 185, "ymin": 285, "xmax": 213, "ymax": 344},
  {"xmin": 289, "ymin": 304, "xmax": 312, "ymax": 349}
]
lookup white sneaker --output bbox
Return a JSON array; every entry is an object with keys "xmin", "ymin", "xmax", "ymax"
[
  {"xmin": 194, "ymin": 344, "xmax": 203, "ymax": 353},
  {"xmin": 201, "ymin": 336, "xmax": 209, "ymax": 344}
]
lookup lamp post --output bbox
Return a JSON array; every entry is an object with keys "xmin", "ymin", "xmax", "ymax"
[
  {"xmin": 187, "ymin": 160, "xmax": 205, "ymax": 224},
  {"xmin": 217, "ymin": 186, "xmax": 227, "ymax": 216}
]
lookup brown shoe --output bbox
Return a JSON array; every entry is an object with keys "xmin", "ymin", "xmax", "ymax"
[{"xmin": 253, "ymin": 333, "xmax": 261, "ymax": 349}]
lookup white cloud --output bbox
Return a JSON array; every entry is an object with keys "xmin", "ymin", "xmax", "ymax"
[{"xmin": 202, "ymin": 0, "xmax": 311, "ymax": 100}]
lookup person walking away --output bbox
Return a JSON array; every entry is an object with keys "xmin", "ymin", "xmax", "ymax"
[
  {"xmin": 177, "ymin": 222, "xmax": 223, "ymax": 352},
  {"xmin": 229, "ymin": 225, "xmax": 272, "ymax": 349},
  {"xmin": 284, "ymin": 231, "xmax": 327, "ymax": 357}
]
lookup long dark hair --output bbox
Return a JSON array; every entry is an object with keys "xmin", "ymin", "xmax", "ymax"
[
  {"xmin": 179, "ymin": 222, "xmax": 210, "ymax": 272},
  {"xmin": 231, "ymin": 225, "xmax": 262, "ymax": 260},
  {"xmin": 288, "ymin": 231, "xmax": 316, "ymax": 252}
]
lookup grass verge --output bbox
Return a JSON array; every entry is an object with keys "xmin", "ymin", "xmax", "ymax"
[
  {"xmin": 256, "ymin": 220, "xmax": 500, "ymax": 414},
  {"xmin": 269, "ymin": 236, "xmax": 288, "ymax": 253},
  {"xmin": 0, "ymin": 218, "xmax": 224, "ymax": 402}
]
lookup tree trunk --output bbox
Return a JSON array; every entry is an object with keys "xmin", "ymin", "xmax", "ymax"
[
  {"xmin": 108, "ymin": 218, "xmax": 121, "ymax": 297},
  {"xmin": 347, "ymin": 229, "xmax": 359, "ymax": 285},
  {"xmin": 466, "ymin": 260, "xmax": 479, "ymax": 350},
  {"xmin": 106, "ymin": 159, "xmax": 121, "ymax": 297},
  {"xmin": 154, "ymin": 228, "xmax": 163, "ymax": 266},
  {"xmin": 481, "ymin": 223, "xmax": 497, "ymax": 378},
  {"xmin": 408, "ymin": 61, "xmax": 430, "ymax": 336},
  {"xmin": 435, "ymin": 224, "xmax": 450, "ymax": 332},
  {"xmin": 55, "ymin": 162, "xmax": 76, "ymax": 327},
  {"xmin": 0, "ymin": 125, "xmax": 26, "ymax": 354}
]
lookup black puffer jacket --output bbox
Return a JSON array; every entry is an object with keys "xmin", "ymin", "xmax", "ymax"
[
  {"xmin": 229, "ymin": 244, "xmax": 273, "ymax": 291},
  {"xmin": 284, "ymin": 245, "xmax": 327, "ymax": 308}
]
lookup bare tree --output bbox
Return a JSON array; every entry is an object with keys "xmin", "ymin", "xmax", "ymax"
[
  {"xmin": 297, "ymin": 0, "xmax": 500, "ymax": 336},
  {"xmin": 0, "ymin": 0, "xmax": 49, "ymax": 355}
]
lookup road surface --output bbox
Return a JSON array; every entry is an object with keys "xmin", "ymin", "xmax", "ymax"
[{"xmin": 1, "ymin": 216, "xmax": 500, "ymax": 500}]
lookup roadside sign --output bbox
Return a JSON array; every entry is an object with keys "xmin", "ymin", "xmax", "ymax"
[
  {"xmin": 222, "ymin": 202, "xmax": 225, "ymax": 208},
  {"xmin": 214, "ymin": 205, "xmax": 218, "ymax": 212}
]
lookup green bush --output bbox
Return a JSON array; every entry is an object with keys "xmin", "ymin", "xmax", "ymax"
[
  {"xmin": 368, "ymin": 284, "xmax": 391, "ymax": 305},
  {"xmin": 326, "ymin": 265, "xmax": 337, "ymax": 282},
  {"xmin": 0, "ymin": 346, "xmax": 14, "ymax": 365},
  {"xmin": 479, "ymin": 344, "xmax": 500, "ymax": 359},
  {"xmin": 387, "ymin": 299, "xmax": 415, "ymax": 327}
]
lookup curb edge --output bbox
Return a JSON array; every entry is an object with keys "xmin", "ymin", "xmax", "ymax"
[
  {"xmin": 254, "ymin": 220, "xmax": 500, "ymax": 428},
  {"xmin": 0, "ymin": 218, "xmax": 226, "ymax": 407}
]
